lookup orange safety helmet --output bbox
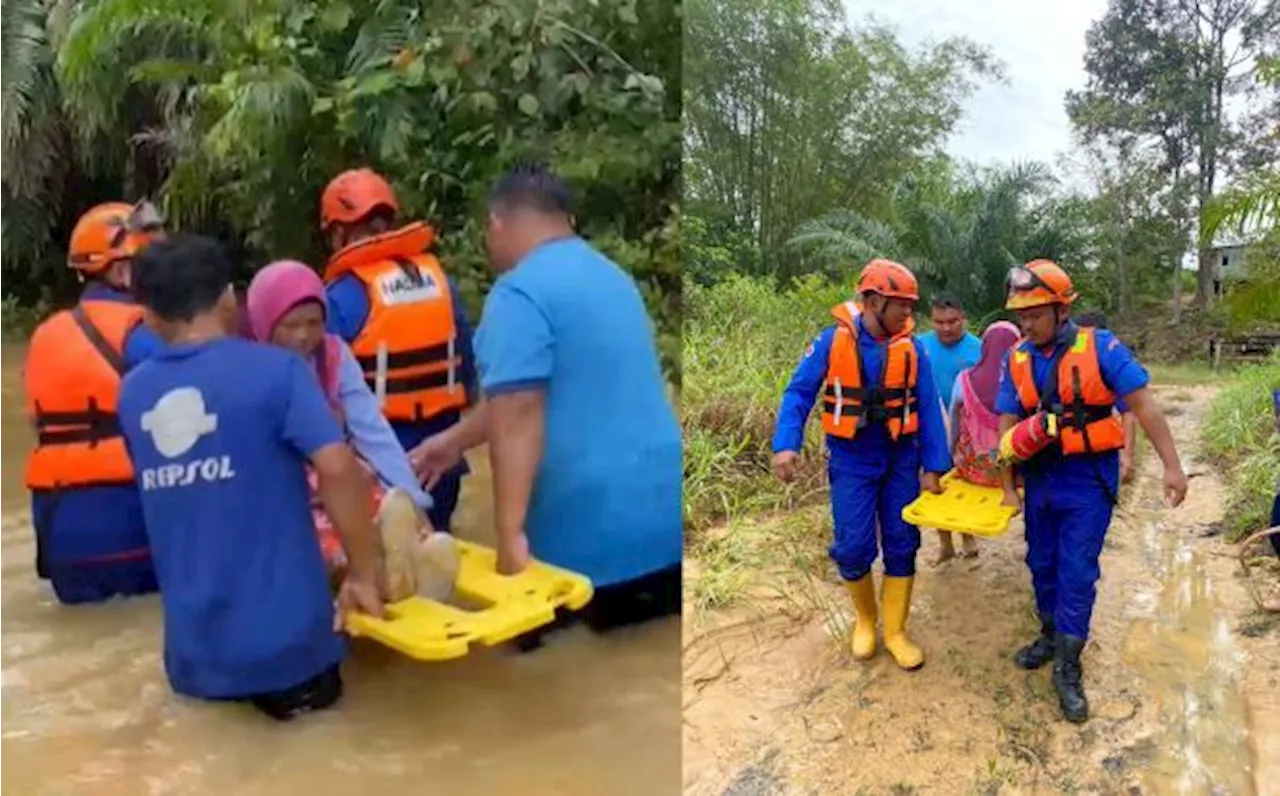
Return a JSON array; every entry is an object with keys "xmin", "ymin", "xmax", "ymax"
[
  {"xmin": 1005, "ymin": 259, "xmax": 1077, "ymax": 310},
  {"xmin": 856, "ymin": 258, "xmax": 920, "ymax": 301},
  {"xmin": 67, "ymin": 200, "xmax": 166, "ymax": 274},
  {"xmin": 320, "ymin": 168, "xmax": 399, "ymax": 230}
]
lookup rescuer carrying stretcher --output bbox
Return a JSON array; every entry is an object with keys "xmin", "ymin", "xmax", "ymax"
[
  {"xmin": 996, "ymin": 258, "xmax": 1188, "ymax": 723},
  {"xmin": 318, "ymin": 169, "xmax": 478, "ymax": 534},
  {"xmin": 22, "ymin": 200, "xmax": 167, "ymax": 604},
  {"xmin": 772, "ymin": 259, "xmax": 950, "ymax": 671}
]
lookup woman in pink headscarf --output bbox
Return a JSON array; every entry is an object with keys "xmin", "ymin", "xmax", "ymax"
[
  {"xmin": 936, "ymin": 320, "xmax": 1022, "ymax": 563},
  {"xmin": 246, "ymin": 261, "xmax": 457, "ymax": 599}
]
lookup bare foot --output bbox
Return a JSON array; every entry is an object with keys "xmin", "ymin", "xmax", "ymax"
[
  {"xmin": 377, "ymin": 488, "xmax": 422, "ymax": 602},
  {"xmin": 932, "ymin": 548, "xmax": 956, "ymax": 567},
  {"xmin": 415, "ymin": 532, "xmax": 461, "ymax": 603},
  {"xmin": 960, "ymin": 537, "xmax": 980, "ymax": 559}
]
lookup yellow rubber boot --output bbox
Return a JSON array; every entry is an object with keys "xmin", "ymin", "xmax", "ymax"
[
  {"xmin": 844, "ymin": 575, "xmax": 878, "ymax": 660},
  {"xmin": 881, "ymin": 575, "xmax": 925, "ymax": 671}
]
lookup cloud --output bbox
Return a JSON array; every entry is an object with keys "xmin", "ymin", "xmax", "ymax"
[{"xmin": 843, "ymin": 0, "xmax": 1109, "ymax": 168}]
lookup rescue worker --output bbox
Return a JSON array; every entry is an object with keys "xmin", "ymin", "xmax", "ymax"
[
  {"xmin": 772, "ymin": 259, "xmax": 951, "ymax": 671},
  {"xmin": 22, "ymin": 200, "xmax": 166, "ymax": 604},
  {"xmin": 1074, "ymin": 312, "xmax": 1138, "ymax": 483},
  {"xmin": 318, "ymin": 168, "xmax": 477, "ymax": 532},
  {"xmin": 996, "ymin": 259, "xmax": 1188, "ymax": 723}
]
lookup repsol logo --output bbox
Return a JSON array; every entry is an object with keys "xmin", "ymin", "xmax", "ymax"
[{"xmin": 140, "ymin": 456, "xmax": 237, "ymax": 491}]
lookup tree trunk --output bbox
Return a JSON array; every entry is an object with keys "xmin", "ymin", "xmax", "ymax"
[
  {"xmin": 1172, "ymin": 164, "xmax": 1184, "ymax": 324},
  {"xmin": 1115, "ymin": 198, "xmax": 1129, "ymax": 316}
]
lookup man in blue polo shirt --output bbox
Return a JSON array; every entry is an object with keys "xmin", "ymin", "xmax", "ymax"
[
  {"xmin": 409, "ymin": 164, "xmax": 682, "ymax": 635},
  {"xmin": 918, "ymin": 293, "xmax": 981, "ymax": 409},
  {"xmin": 119, "ymin": 234, "xmax": 383, "ymax": 720}
]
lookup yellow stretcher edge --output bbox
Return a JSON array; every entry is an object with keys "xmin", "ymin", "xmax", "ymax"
[
  {"xmin": 343, "ymin": 539, "xmax": 594, "ymax": 661},
  {"xmin": 901, "ymin": 470, "xmax": 1019, "ymax": 538}
]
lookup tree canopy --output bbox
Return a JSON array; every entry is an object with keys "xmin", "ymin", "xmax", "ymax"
[
  {"xmin": 685, "ymin": 0, "xmax": 1280, "ymax": 332},
  {"xmin": 2, "ymin": 0, "xmax": 681, "ymax": 372}
]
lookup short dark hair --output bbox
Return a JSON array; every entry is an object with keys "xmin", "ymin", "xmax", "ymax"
[
  {"xmin": 1075, "ymin": 311, "xmax": 1109, "ymax": 329},
  {"xmin": 487, "ymin": 162, "xmax": 573, "ymax": 216},
  {"xmin": 132, "ymin": 234, "xmax": 232, "ymax": 323},
  {"xmin": 931, "ymin": 293, "xmax": 963, "ymax": 313}
]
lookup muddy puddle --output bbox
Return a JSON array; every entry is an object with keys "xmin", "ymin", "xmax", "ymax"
[
  {"xmin": 0, "ymin": 343, "xmax": 681, "ymax": 795},
  {"xmin": 683, "ymin": 385, "xmax": 1277, "ymax": 795}
]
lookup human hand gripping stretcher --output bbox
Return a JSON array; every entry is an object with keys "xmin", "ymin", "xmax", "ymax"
[
  {"xmin": 898, "ymin": 415, "xmax": 1052, "ymax": 538},
  {"xmin": 340, "ymin": 488, "xmax": 594, "ymax": 661}
]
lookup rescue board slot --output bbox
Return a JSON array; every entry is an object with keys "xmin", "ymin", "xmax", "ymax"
[
  {"xmin": 901, "ymin": 470, "xmax": 1020, "ymax": 538},
  {"xmin": 344, "ymin": 539, "xmax": 593, "ymax": 661}
]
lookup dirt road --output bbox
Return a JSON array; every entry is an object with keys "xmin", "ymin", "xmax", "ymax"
[{"xmin": 683, "ymin": 385, "xmax": 1280, "ymax": 795}]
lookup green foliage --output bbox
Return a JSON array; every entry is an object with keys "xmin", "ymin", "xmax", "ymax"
[
  {"xmin": 1202, "ymin": 354, "xmax": 1280, "ymax": 541},
  {"xmin": 1067, "ymin": 0, "xmax": 1276, "ymax": 306},
  {"xmin": 784, "ymin": 162, "xmax": 1099, "ymax": 319},
  {"xmin": 680, "ymin": 0, "xmax": 1232, "ymax": 326},
  {"xmin": 682, "ymin": 274, "xmax": 848, "ymax": 531},
  {"xmin": 684, "ymin": 0, "xmax": 1001, "ymax": 278},
  {"xmin": 1223, "ymin": 235, "xmax": 1280, "ymax": 333},
  {"xmin": 2, "ymin": 0, "xmax": 680, "ymax": 376}
]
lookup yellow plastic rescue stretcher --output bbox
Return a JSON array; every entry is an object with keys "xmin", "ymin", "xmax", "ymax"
[
  {"xmin": 344, "ymin": 540, "xmax": 594, "ymax": 661},
  {"xmin": 901, "ymin": 470, "xmax": 1019, "ymax": 538}
]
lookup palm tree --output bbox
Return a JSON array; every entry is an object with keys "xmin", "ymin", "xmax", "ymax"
[
  {"xmin": 2, "ymin": 0, "xmax": 82, "ymax": 296},
  {"xmin": 785, "ymin": 162, "xmax": 1075, "ymax": 320}
]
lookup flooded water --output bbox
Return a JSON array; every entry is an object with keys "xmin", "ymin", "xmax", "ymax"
[
  {"xmin": 1123, "ymin": 447, "xmax": 1254, "ymax": 795},
  {"xmin": 0, "ymin": 342, "xmax": 681, "ymax": 796}
]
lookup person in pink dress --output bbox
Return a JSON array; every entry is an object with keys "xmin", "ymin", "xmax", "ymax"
[
  {"xmin": 937, "ymin": 320, "xmax": 1021, "ymax": 564},
  {"xmin": 245, "ymin": 261, "xmax": 457, "ymax": 599}
]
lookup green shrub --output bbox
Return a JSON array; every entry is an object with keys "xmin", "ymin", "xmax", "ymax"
[
  {"xmin": 1, "ymin": 296, "xmax": 49, "ymax": 341},
  {"xmin": 1202, "ymin": 353, "xmax": 1280, "ymax": 541},
  {"xmin": 682, "ymin": 274, "xmax": 851, "ymax": 534}
]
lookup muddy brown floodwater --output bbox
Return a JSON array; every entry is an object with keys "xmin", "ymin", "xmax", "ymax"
[
  {"xmin": 0, "ymin": 342, "xmax": 681, "ymax": 796},
  {"xmin": 684, "ymin": 385, "xmax": 1280, "ymax": 795}
]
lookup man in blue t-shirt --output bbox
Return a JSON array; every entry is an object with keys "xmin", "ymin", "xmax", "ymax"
[
  {"xmin": 917, "ymin": 293, "xmax": 982, "ymax": 409},
  {"xmin": 119, "ymin": 235, "xmax": 384, "ymax": 720},
  {"xmin": 409, "ymin": 164, "xmax": 682, "ymax": 637}
]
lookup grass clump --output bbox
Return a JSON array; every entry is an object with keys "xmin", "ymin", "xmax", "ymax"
[
  {"xmin": 1201, "ymin": 353, "xmax": 1280, "ymax": 542},
  {"xmin": 683, "ymin": 274, "xmax": 849, "ymax": 538}
]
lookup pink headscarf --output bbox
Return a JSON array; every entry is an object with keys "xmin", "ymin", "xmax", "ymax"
[
  {"xmin": 245, "ymin": 260, "xmax": 343, "ymax": 409},
  {"xmin": 966, "ymin": 321, "xmax": 1021, "ymax": 413}
]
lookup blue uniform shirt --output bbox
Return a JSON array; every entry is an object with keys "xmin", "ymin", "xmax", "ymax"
[
  {"xmin": 772, "ymin": 318, "xmax": 952, "ymax": 475},
  {"xmin": 474, "ymin": 237, "xmax": 682, "ymax": 588},
  {"xmin": 995, "ymin": 323, "xmax": 1149, "ymax": 489},
  {"xmin": 119, "ymin": 338, "xmax": 346, "ymax": 699},
  {"xmin": 81, "ymin": 282, "xmax": 165, "ymax": 367},
  {"xmin": 326, "ymin": 272, "xmax": 477, "ymax": 451},
  {"xmin": 918, "ymin": 330, "xmax": 981, "ymax": 409}
]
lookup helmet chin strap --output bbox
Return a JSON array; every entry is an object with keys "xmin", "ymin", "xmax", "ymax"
[{"xmin": 864, "ymin": 295, "xmax": 889, "ymax": 338}]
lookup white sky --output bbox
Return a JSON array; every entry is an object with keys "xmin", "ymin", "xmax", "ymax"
[{"xmin": 843, "ymin": 0, "xmax": 1110, "ymax": 171}]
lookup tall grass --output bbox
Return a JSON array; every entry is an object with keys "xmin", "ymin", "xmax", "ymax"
[
  {"xmin": 682, "ymin": 274, "xmax": 850, "ymax": 538},
  {"xmin": 1202, "ymin": 353, "xmax": 1280, "ymax": 541}
]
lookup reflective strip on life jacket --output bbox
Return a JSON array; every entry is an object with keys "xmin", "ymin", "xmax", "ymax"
[
  {"xmin": 345, "ymin": 255, "xmax": 468, "ymax": 423},
  {"xmin": 1009, "ymin": 327, "xmax": 1124, "ymax": 455},
  {"xmin": 819, "ymin": 305, "xmax": 919, "ymax": 441},
  {"xmin": 23, "ymin": 301, "xmax": 143, "ymax": 490}
]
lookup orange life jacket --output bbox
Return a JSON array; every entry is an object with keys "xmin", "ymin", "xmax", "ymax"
[
  {"xmin": 1008, "ymin": 326, "xmax": 1124, "ymax": 455},
  {"xmin": 24, "ymin": 301, "xmax": 144, "ymax": 490},
  {"xmin": 820, "ymin": 301, "xmax": 920, "ymax": 440},
  {"xmin": 324, "ymin": 222, "xmax": 468, "ymax": 423}
]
